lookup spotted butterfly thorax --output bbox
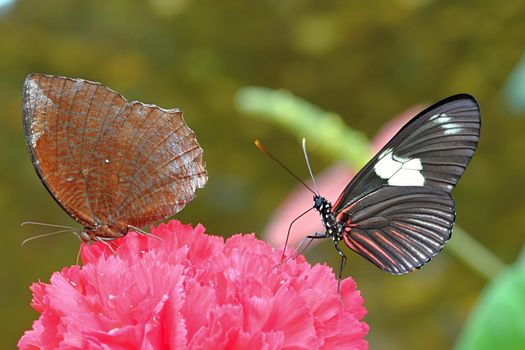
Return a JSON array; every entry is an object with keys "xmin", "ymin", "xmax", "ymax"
[{"xmin": 23, "ymin": 74, "xmax": 207, "ymax": 243}]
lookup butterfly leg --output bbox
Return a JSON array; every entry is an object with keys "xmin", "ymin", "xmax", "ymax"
[
  {"xmin": 334, "ymin": 242, "xmax": 347, "ymax": 305},
  {"xmin": 128, "ymin": 225, "xmax": 163, "ymax": 241},
  {"xmin": 281, "ymin": 207, "xmax": 315, "ymax": 261},
  {"xmin": 297, "ymin": 232, "xmax": 328, "ymax": 258},
  {"xmin": 95, "ymin": 236, "xmax": 118, "ymax": 255},
  {"xmin": 274, "ymin": 232, "xmax": 328, "ymax": 268}
]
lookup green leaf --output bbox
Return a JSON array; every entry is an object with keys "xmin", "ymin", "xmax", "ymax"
[
  {"xmin": 504, "ymin": 52, "xmax": 525, "ymax": 115},
  {"xmin": 455, "ymin": 265, "xmax": 525, "ymax": 350}
]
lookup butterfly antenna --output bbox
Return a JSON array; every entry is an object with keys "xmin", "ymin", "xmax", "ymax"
[
  {"xmin": 255, "ymin": 140, "xmax": 317, "ymax": 195},
  {"xmin": 301, "ymin": 138, "xmax": 319, "ymax": 195},
  {"xmin": 21, "ymin": 229, "xmax": 78, "ymax": 247},
  {"xmin": 22, "ymin": 221, "xmax": 77, "ymax": 231}
]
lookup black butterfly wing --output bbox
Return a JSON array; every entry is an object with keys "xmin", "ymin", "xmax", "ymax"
[
  {"xmin": 333, "ymin": 94, "xmax": 480, "ymax": 211},
  {"xmin": 338, "ymin": 186, "xmax": 455, "ymax": 274},
  {"xmin": 332, "ymin": 94, "xmax": 480, "ymax": 273}
]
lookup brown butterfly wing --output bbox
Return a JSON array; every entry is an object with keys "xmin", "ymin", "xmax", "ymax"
[{"xmin": 23, "ymin": 74, "xmax": 207, "ymax": 234}]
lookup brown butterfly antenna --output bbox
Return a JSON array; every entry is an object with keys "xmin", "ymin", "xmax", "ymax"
[
  {"xmin": 21, "ymin": 221, "xmax": 77, "ymax": 230},
  {"xmin": 20, "ymin": 221, "xmax": 79, "ymax": 246}
]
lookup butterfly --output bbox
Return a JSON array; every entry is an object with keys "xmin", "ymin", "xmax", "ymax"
[
  {"xmin": 23, "ymin": 74, "xmax": 207, "ymax": 244},
  {"xmin": 261, "ymin": 94, "xmax": 480, "ymax": 278}
]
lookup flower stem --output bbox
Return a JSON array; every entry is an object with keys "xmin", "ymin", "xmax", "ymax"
[{"xmin": 448, "ymin": 226, "xmax": 506, "ymax": 280}]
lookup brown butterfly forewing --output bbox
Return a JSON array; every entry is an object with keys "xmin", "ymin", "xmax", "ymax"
[{"xmin": 23, "ymin": 74, "xmax": 207, "ymax": 243}]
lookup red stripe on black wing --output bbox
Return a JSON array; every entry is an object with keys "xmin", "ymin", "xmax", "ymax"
[{"xmin": 341, "ymin": 186, "xmax": 455, "ymax": 274}]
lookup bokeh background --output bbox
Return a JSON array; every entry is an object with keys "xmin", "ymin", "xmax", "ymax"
[{"xmin": 1, "ymin": 0, "xmax": 525, "ymax": 349}]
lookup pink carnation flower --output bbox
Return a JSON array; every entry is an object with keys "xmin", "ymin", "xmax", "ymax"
[{"xmin": 19, "ymin": 220, "xmax": 368, "ymax": 349}]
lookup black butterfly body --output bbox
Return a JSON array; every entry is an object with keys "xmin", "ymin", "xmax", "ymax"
[{"xmin": 309, "ymin": 94, "xmax": 480, "ymax": 275}]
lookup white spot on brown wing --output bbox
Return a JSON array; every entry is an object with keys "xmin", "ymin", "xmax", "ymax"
[
  {"xmin": 74, "ymin": 79, "xmax": 84, "ymax": 93},
  {"xmin": 26, "ymin": 79, "xmax": 52, "ymax": 148}
]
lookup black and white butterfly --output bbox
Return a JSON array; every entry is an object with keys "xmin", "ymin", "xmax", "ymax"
[{"xmin": 261, "ymin": 94, "xmax": 480, "ymax": 279}]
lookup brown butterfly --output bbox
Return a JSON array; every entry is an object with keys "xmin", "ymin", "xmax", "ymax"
[{"xmin": 23, "ymin": 74, "xmax": 207, "ymax": 244}]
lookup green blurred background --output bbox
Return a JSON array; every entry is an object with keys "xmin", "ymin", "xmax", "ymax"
[{"xmin": 1, "ymin": 0, "xmax": 525, "ymax": 349}]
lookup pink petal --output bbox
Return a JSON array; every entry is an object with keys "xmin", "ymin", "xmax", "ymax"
[{"xmin": 19, "ymin": 220, "xmax": 368, "ymax": 349}]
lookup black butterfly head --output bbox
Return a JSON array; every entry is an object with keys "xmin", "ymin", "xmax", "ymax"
[{"xmin": 313, "ymin": 195, "xmax": 325, "ymax": 210}]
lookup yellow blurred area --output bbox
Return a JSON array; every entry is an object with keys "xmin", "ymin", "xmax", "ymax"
[{"xmin": 1, "ymin": 0, "xmax": 525, "ymax": 348}]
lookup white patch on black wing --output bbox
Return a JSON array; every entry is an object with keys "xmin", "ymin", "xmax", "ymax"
[
  {"xmin": 333, "ymin": 94, "xmax": 480, "ymax": 213},
  {"xmin": 374, "ymin": 148, "xmax": 424, "ymax": 186},
  {"xmin": 429, "ymin": 113, "xmax": 450, "ymax": 122},
  {"xmin": 431, "ymin": 113, "xmax": 464, "ymax": 135}
]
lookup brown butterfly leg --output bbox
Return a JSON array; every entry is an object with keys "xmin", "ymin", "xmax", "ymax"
[
  {"xmin": 74, "ymin": 237, "xmax": 117, "ymax": 263},
  {"xmin": 128, "ymin": 225, "xmax": 163, "ymax": 241},
  {"xmin": 95, "ymin": 237, "xmax": 118, "ymax": 254}
]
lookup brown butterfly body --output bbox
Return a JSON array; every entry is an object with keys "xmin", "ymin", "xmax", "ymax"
[{"xmin": 23, "ymin": 74, "xmax": 207, "ymax": 243}]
